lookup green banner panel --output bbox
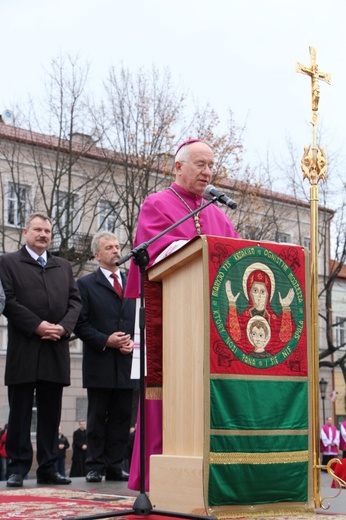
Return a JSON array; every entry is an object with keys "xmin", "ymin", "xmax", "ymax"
[
  {"xmin": 208, "ymin": 462, "xmax": 309, "ymax": 506},
  {"xmin": 210, "ymin": 379, "xmax": 308, "ymax": 430},
  {"xmin": 210, "ymin": 434, "xmax": 309, "ymax": 453}
]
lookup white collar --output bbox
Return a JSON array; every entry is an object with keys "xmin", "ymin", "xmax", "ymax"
[
  {"xmin": 25, "ymin": 245, "xmax": 47, "ymax": 263},
  {"xmin": 100, "ymin": 267, "xmax": 122, "ymax": 285}
]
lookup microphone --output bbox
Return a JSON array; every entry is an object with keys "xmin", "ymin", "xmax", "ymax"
[{"xmin": 203, "ymin": 184, "xmax": 238, "ymax": 210}]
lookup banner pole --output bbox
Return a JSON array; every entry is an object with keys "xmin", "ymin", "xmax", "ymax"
[{"xmin": 296, "ymin": 46, "xmax": 331, "ymax": 508}]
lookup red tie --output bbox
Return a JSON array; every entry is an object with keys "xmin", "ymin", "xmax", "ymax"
[{"xmin": 110, "ymin": 273, "xmax": 123, "ymax": 299}]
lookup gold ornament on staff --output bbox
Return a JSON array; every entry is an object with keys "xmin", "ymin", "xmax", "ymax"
[{"xmin": 296, "ymin": 46, "xmax": 340, "ymax": 510}]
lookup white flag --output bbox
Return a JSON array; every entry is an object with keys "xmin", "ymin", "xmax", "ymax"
[{"xmin": 329, "ymin": 390, "xmax": 337, "ymax": 402}]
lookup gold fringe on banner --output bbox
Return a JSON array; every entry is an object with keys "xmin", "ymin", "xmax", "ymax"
[
  {"xmin": 215, "ymin": 509, "xmax": 315, "ymax": 519},
  {"xmin": 210, "ymin": 450, "xmax": 309, "ymax": 465}
]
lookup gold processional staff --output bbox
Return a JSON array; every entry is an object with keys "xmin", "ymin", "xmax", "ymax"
[{"xmin": 296, "ymin": 47, "xmax": 345, "ymax": 509}]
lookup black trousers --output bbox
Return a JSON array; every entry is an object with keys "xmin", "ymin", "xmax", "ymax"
[
  {"xmin": 6, "ymin": 381, "xmax": 63, "ymax": 477},
  {"xmin": 86, "ymin": 387, "xmax": 133, "ymax": 474}
]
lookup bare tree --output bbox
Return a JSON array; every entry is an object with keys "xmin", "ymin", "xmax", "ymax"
[
  {"xmin": 260, "ymin": 137, "xmax": 346, "ymax": 381},
  {"xmin": 91, "ymin": 66, "xmax": 182, "ymax": 248},
  {"xmin": 0, "ymin": 57, "xmax": 268, "ymax": 276},
  {"xmin": 94, "ymin": 66, "xmax": 255, "ymax": 249},
  {"xmin": 0, "ymin": 55, "xmax": 110, "ymax": 275}
]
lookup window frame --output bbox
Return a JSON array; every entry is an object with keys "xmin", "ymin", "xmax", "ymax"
[
  {"xmin": 97, "ymin": 200, "xmax": 126, "ymax": 244},
  {"xmin": 335, "ymin": 315, "xmax": 346, "ymax": 350},
  {"xmin": 6, "ymin": 181, "xmax": 30, "ymax": 228},
  {"xmin": 53, "ymin": 190, "xmax": 79, "ymax": 235}
]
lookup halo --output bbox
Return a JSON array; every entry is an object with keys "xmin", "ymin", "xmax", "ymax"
[{"xmin": 242, "ymin": 262, "xmax": 275, "ymax": 302}]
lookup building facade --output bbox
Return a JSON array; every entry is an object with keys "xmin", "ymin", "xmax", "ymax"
[{"xmin": 326, "ymin": 263, "xmax": 346, "ymax": 428}]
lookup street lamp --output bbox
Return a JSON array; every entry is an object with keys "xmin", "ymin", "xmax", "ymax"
[{"xmin": 319, "ymin": 378, "xmax": 328, "ymax": 424}]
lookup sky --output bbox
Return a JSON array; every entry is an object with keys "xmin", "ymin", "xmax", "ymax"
[{"xmin": 1, "ymin": 0, "xmax": 345, "ymax": 184}]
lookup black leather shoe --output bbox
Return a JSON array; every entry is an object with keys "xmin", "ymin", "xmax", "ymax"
[
  {"xmin": 105, "ymin": 469, "xmax": 129, "ymax": 481},
  {"xmin": 86, "ymin": 470, "xmax": 103, "ymax": 483},
  {"xmin": 7, "ymin": 474, "xmax": 23, "ymax": 487},
  {"xmin": 37, "ymin": 472, "xmax": 71, "ymax": 485}
]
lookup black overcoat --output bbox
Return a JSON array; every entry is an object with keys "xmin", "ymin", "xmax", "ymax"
[
  {"xmin": 74, "ymin": 268, "xmax": 137, "ymax": 389},
  {"xmin": 0, "ymin": 246, "xmax": 82, "ymax": 386},
  {"xmin": 69, "ymin": 428, "xmax": 87, "ymax": 477}
]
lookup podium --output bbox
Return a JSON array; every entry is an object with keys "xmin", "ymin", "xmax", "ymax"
[
  {"xmin": 148, "ymin": 235, "xmax": 314, "ymax": 518},
  {"xmin": 148, "ymin": 237, "xmax": 207, "ymax": 514}
]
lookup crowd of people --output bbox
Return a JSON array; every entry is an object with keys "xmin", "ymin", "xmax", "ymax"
[
  {"xmin": 0, "ymin": 213, "xmax": 137, "ymax": 487},
  {"xmin": 320, "ymin": 416, "xmax": 346, "ymax": 467},
  {"xmin": 0, "ymin": 139, "xmax": 226, "ymax": 488}
]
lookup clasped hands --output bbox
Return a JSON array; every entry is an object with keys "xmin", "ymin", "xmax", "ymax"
[
  {"xmin": 106, "ymin": 331, "xmax": 134, "ymax": 355},
  {"xmin": 35, "ymin": 320, "xmax": 67, "ymax": 341}
]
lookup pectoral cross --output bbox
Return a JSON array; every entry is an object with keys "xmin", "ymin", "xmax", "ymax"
[{"xmin": 296, "ymin": 46, "xmax": 331, "ymax": 126}]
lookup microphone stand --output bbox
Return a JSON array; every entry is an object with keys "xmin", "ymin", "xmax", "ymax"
[{"xmin": 64, "ymin": 197, "xmax": 219, "ymax": 520}]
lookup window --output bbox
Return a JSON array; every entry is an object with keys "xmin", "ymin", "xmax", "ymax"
[
  {"xmin": 336, "ymin": 316, "xmax": 346, "ymax": 350},
  {"xmin": 277, "ymin": 232, "xmax": 291, "ymax": 243},
  {"xmin": 98, "ymin": 201, "xmax": 117, "ymax": 232},
  {"xmin": 303, "ymin": 237, "xmax": 310, "ymax": 249},
  {"xmin": 7, "ymin": 183, "xmax": 29, "ymax": 227},
  {"xmin": 54, "ymin": 191, "xmax": 78, "ymax": 233},
  {"xmin": 98, "ymin": 201, "xmax": 125, "ymax": 243}
]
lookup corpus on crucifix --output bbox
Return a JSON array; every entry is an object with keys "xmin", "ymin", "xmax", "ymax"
[
  {"xmin": 296, "ymin": 46, "xmax": 331, "ymax": 126},
  {"xmin": 296, "ymin": 46, "xmax": 331, "ymax": 184}
]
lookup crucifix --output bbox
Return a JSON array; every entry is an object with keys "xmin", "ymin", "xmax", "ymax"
[
  {"xmin": 296, "ymin": 46, "xmax": 331, "ymax": 184},
  {"xmin": 296, "ymin": 47, "xmax": 335, "ymax": 509},
  {"xmin": 296, "ymin": 46, "xmax": 331, "ymax": 126}
]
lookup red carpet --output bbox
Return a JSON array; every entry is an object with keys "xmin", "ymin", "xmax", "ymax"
[
  {"xmin": 0, "ymin": 487, "xmax": 345, "ymax": 519},
  {"xmin": 0, "ymin": 487, "xmax": 135, "ymax": 519}
]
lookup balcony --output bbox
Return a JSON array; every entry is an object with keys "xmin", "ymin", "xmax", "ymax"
[{"xmin": 50, "ymin": 233, "xmax": 93, "ymax": 262}]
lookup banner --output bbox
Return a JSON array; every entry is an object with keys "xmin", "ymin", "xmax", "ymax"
[{"xmin": 205, "ymin": 236, "xmax": 313, "ymax": 516}]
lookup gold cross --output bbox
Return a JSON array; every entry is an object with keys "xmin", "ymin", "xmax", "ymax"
[{"xmin": 296, "ymin": 46, "xmax": 331, "ymax": 126}]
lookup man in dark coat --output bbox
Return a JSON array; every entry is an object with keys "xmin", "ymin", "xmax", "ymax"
[
  {"xmin": 0, "ymin": 213, "xmax": 82, "ymax": 488},
  {"xmin": 57, "ymin": 425, "xmax": 70, "ymax": 477},
  {"xmin": 74, "ymin": 231, "xmax": 137, "ymax": 483},
  {"xmin": 69, "ymin": 420, "xmax": 87, "ymax": 477}
]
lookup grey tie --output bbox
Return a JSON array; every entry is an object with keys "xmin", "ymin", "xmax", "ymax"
[{"xmin": 37, "ymin": 256, "xmax": 46, "ymax": 267}]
